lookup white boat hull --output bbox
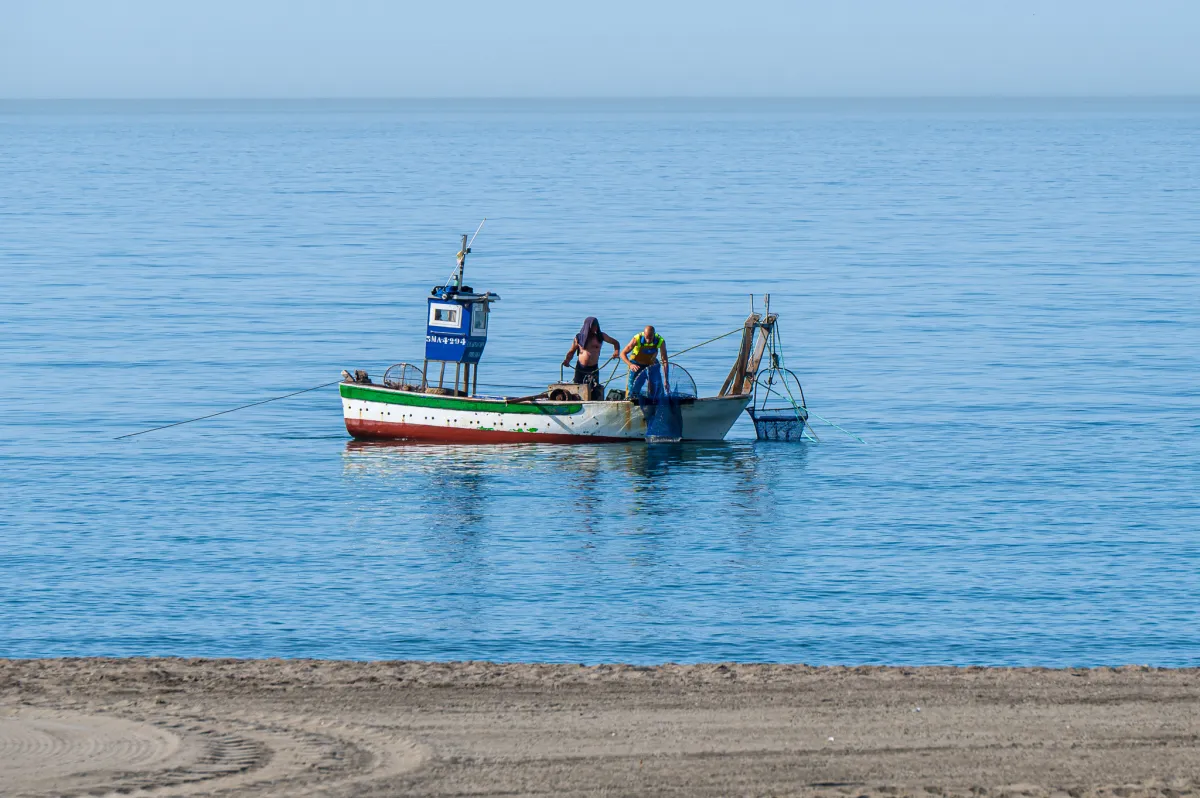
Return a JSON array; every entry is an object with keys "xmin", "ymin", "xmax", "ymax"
[{"xmin": 340, "ymin": 382, "xmax": 750, "ymax": 443}]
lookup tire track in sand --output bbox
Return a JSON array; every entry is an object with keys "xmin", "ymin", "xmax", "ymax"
[{"xmin": 0, "ymin": 704, "xmax": 428, "ymax": 797}]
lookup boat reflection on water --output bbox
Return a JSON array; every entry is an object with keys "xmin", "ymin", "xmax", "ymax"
[
  {"xmin": 338, "ymin": 439, "xmax": 811, "ymax": 634},
  {"xmin": 341, "ymin": 439, "xmax": 805, "ymax": 542}
]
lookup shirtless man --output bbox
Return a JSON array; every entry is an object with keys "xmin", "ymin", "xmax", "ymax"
[{"xmin": 562, "ymin": 317, "xmax": 621, "ymax": 399}]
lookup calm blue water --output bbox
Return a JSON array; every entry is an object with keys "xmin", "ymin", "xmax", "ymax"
[{"xmin": 2, "ymin": 100, "xmax": 1198, "ymax": 666}]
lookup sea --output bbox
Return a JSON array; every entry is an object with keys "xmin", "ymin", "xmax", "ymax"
[{"xmin": 1, "ymin": 99, "xmax": 1197, "ymax": 666}]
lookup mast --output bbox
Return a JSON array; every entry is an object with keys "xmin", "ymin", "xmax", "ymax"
[
  {"xmin": 718, "ymin": 294, "xmax": 776, "ymax": 397},
  {"xmin": 424, "ymin": 231, "xmax": 497, "ymax": 397},
  {"xmin": 454, "ymin": 233, "xmax": 469, "ymax": 290}
]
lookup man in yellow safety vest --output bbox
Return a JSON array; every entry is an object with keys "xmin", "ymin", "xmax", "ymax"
[{"xmin": 621, "ymin": 325, "xmax": 670, "ymax": 400}]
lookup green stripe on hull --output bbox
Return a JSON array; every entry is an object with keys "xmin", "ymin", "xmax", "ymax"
[{"xmin": 340, "ymin": 383, "xmax": 583, "ymax": 416}]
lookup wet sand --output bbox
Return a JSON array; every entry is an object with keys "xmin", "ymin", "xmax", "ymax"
[{"xmin": 2, "ymin": 659, "xmax": 1198, "ymax": 797}]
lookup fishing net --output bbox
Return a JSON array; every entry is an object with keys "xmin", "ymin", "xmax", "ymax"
[{"xmin": 631, "ymin": 364, "xmax": 696, "ymax": 441}]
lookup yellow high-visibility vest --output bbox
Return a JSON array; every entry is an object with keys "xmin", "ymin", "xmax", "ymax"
[{"xmin": 629, "ymin": 333, "xmax": 664, "ymax": 365}]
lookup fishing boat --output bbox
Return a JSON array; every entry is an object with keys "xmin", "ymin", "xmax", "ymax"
[{"xmin": 339, "ymin": 235, "xmax": 804, "ymax": 444}]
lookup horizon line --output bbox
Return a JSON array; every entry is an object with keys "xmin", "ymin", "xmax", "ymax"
[{"xmin": 4, "ymin": 95, "xmax": 1200, "ymax": 102}]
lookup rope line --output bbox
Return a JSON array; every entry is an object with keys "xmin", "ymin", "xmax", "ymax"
[
  {"xmin": 476, "ymin": 383, "xmax": 549, "ymax": 392},
  {"xmin": 600, "ymin": 326, "xmax": 744, "ymax": 390},
  {"xmin": 752, "ymin": 322, "xmax": 862, "ymax": 444},
  {"xmin": 115, "ymin": 380, "xmax": 341, "ymax": 440},
  {"xmin": 602, "ymin": 357, "xmax": 624, "ymax": 389},
  {"xmin": 670, "ymin": 326, "xmax": 743, "ymax": 358},
  {"xmin": 768, "ymin": 327, "xmax": 818, "ymax": 442},
  {"xmin": 754, "ymin": 328, "xmax": 817, "ymax": 442},
  {"xmin": 807, "ymin": 411, "xmax": 866, "ymax": 444}
]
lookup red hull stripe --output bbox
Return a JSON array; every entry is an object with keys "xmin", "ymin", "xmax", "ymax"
[{"xmin": 345, "ymin": 417, "xmax": 630, "ymax": 444}]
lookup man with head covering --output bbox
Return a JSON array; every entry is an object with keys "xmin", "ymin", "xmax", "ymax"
[{"xmin": 562, "ymin": 317, "xmax": 621, "ymax": 399}]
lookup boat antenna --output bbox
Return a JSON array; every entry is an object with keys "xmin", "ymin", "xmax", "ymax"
[
  {"xmin": 467, "ymin": 217, "xmax": 486, "ymax": 249},
  {"xmin": 444, "ymin": 218, "xmax": 486, "ymax": 290}
]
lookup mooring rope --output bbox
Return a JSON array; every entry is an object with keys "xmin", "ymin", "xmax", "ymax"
[{"xmin": 114, "ymin": 380, "xmax": 341, "ymax": 440}]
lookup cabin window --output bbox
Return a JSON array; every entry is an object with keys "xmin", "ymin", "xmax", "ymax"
[
  {"xmin": 429, "ymin": 303, "xmax": 462, "ymax": 328},
  {"xmin": 471, "ymin": 303, "xmax": 488, "ymax": 334}
]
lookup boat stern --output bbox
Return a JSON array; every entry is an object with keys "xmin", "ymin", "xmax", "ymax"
[{"xmin": 679, "ymin": 394, "xmax": 752, "ymax": 441}]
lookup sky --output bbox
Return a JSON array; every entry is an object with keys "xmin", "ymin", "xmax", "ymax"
[{"xmin": 2, "ymin": 0, "xmax": 1198, "ymax": 98}]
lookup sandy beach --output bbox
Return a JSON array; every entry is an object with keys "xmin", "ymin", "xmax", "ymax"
[{"xmin": 1, "ymin": 659, "xmax": 1198, "ymax": 797}]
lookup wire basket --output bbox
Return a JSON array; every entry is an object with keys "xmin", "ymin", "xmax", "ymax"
[
  {"xmin": 382, "ymin": 363, "xmax": 426, "ymax": 391},
  {"xmin": 749, "ymin": 367, "xmax": 810, "ymax": 442},
  {"xmin": 747, "ymin": 408, "xmax": 809, "ymax": 442}
]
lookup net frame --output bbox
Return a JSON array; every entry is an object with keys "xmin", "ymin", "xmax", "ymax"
[
  {"xmin": 750, "ymin": 367, "xmax": 811, "ymax": 442},
  {"xmin": 382, "ymin": 363, "xmax": 426, "ymax": 391}
]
